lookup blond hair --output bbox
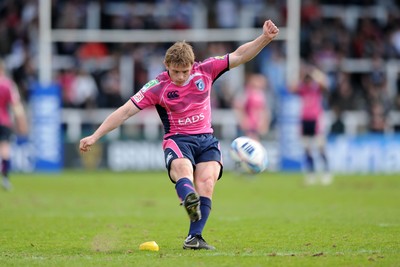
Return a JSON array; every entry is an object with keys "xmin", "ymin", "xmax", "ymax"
[{"xmin": 164, "ymin": 41, "xmax": 195, "ymax": 67}]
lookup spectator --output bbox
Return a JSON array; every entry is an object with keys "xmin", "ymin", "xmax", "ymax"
[
  {"xmin": 368, "ymin": 101, "xmax": 388, "ymax": 134},
  {"xmin": 329, "ymin": 105, "xmax": 345, "ymax": 136},
  {"xmin": 390, "ymin": 23, "xmax": 400, "ymax": 57},
  {"xmin": 352, "ymin": 18, "xmax": 383, "ymax": 58},
  {"xmin": 329, "ymin": 72, "xmax": 364, "ymax": 111},
  {"xmin": 77, "ymin": 43, "xmax": 109, "ymax": 61},
  {"xmin": 57, "ymin": 67, "xmax": 76, "ymax": 108},
  {"xmin": 362, "ymin": 56, "xmax": 390, "ymax": 109},
  {"xmin": 394, "ymin": 72, "xmax": 400, "ymax": 132},
  {"xmin": 215, "ymin": 0, "xmax": 238, "ymax": 28},
  {"xmin": 395, "ymin": 72, "xmax": 400, "ymax": 111},
  {"xmin": 70, "ymin": 67, "xmax": 98, "ymax": 109},
  {"xmin": 99, "ymin": 67, "xmax": 124, "ymax": 108}
]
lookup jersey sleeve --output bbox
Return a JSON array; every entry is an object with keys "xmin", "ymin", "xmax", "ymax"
[
  {"xmin": 198, "ymin": 54, "xmax": 229, "ymax": 82},
  {"xmin": 130, "ymin": 79, "xmax": 161, "ymax": 110}
]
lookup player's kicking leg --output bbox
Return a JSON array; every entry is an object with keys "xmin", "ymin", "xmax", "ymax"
[{"xmin": 182, "ymin": 191, "xmax": 201, "ymax": 222}]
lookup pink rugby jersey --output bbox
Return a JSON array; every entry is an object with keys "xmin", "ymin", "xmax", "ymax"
[
  {"xmin": 297, "ymin": 81, "xmax": 323, "ymax": 121},
  {"xmin": 131, "ymin": 55, "xmax": 229, "ymax": 138},
  {"xmin": 0, "ymin": 76, "xmax": 18, "ymax": 127}
]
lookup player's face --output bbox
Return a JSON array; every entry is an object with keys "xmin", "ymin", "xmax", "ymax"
[{"xmin": 166, "ymin": 64, "xmax": 192, "ymax": 86}]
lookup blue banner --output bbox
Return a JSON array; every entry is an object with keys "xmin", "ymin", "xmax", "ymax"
[
  {"xmin": 327, "ymin": 134, "xmax": 400, "ymax": 173},
  {"xmin": 30, "ymin": 83, "xmax": 63, "ymax": 172},
  {"xmin": 277, "ymin": 91, "xmax": 303, "ymax": 171}
]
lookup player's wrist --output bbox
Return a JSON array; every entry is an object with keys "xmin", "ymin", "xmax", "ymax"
[{"xmin": 258, "ymin": 34, "xmax": 272, "ymax": 47}]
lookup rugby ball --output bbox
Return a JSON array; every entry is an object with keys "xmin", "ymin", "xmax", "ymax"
[{"xmin": 230, "ymin": 136, "xmax": 268, "ymax": 174}]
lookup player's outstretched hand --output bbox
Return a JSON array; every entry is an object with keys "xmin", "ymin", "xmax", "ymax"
[
  {"xmin": 263, "ymin": 20, "xmax": 279, "ymax": 40},
  {"xmin": 79, "ymin": 136, "xmax": 95, "ymax": 153}
]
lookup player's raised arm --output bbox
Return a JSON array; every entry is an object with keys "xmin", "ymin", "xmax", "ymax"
[
  {"xmin": 229, "ymin": 20, "xmax": 279, "ymax": 69},
  {"xmin": 79, "ymin": 100, "xmax": 140, "ymax": 152},
  {"xmin": 310, "ymin": 67, "xmax": 329, "ymax": 90}
]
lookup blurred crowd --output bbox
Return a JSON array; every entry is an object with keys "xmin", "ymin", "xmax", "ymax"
[{"xmin": 1, "ymin": 0, "xmax": 400, "ymax": 134}]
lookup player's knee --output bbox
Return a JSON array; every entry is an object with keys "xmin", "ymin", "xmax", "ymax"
[
  {"xmin": 196, "ymin": 176, "xmax": 216, "ymax": 195},
  {"xmin": 170, "ymin": 159, "xmax": 193, "ymax": 179}
]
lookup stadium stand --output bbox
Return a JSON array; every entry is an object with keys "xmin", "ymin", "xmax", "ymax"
[{"xmin": 1, "ymin": 0, "xmax": 400, "ymax": 141}]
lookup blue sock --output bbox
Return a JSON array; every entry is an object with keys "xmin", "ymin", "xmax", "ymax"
[
  {"xmin": 175, "ymin": 178, "xmax": 195, "ymax": 202},
  {"xmin": 188, "ymin": 196, "xmax": 212, "ymax": 236},
  {"xmin": 320, "ymin": 152, "xmax": 329, "ymax": 172},
  {"xmin": 1, "ymin": 159, "xmax": 10, "ymax": 177},
  {"xmin": 305, "ymin": 152, "xmax": 314, "ymax": 172}
]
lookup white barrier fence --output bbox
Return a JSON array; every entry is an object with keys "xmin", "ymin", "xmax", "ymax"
[{"xmin": 9, "ymin": 108, "xmax": 400, "ymax": 173}]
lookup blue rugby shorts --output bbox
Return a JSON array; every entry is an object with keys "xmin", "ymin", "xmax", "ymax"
[
  {"xmin": 162, "ymin": 133, "xmax": 223, "ymax": 182},
  {"xmin": 0, "ymin": 125, "xmax": 12, "ymax": 141}
]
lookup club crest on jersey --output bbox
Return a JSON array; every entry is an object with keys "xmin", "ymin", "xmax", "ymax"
[{"xmin": 195, "ymin": 79, "xmax": 205, "ymax": 91}]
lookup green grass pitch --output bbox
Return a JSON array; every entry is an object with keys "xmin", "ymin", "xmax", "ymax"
[{"xmin": 0, "ymin": 170, "xmax": 399, "ymax": 267}]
